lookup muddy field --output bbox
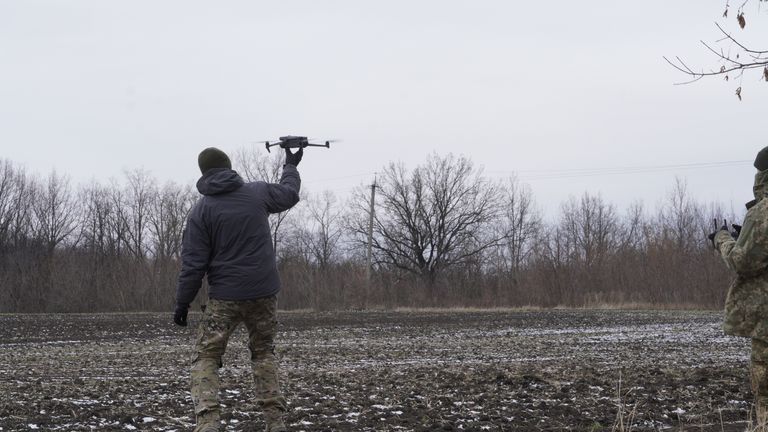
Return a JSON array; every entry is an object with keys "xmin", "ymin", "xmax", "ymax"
[{"xmin": 0, "ymin": 310, "xmax": 756, "ymax": 431}]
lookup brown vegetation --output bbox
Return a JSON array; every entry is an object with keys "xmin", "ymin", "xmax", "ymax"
[{"xmin": 0, "ymin": 151, "xmax": 737, "ymax": 312}]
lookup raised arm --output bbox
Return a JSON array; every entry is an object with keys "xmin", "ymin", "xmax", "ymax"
[
  {"xmin": 265, "ymin": 148, "xmax": 302, "ymax": 214},
  {"xmin": 715, "ymin": 208, "xmax": 768, "ymax": 278}
]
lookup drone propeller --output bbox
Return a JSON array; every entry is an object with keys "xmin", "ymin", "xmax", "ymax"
[
  {"xmin": 261, "ymin": 140, "xmax": 281, "ymax": 153},
  {"xmin": 308, "ymin": 138, "xmax": 341, "ymax": 144}
]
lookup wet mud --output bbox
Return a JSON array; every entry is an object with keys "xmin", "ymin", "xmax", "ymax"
[{"xmin": 0, "ymin": 310, "xmax": 754, "ymax": 431}]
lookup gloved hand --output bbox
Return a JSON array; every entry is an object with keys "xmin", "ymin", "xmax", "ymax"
[
  {"xmin": 174, "ymin": 303, "xmax": 189, "ymax": 327},
  {"xmin": 708, "ymin": 220, "xmax": 729, "ymax": 248},
  {"xmin": 285, "ymin": 147, "xmax": 303, "ymax": 167},
  {"xmin": 732, "ymin": 224, "xmax": 742, "ymax": 240}
]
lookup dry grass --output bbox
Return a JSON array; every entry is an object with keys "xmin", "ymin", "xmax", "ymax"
[
  {"xmin": 612, "ymin": 373, "xmax": 639, "ymax": 432},
  {"xmin": 579, "ymin": 302, "xmax": 717, "ymax": 311},
  {"xmin": 392, "ymin": 305, "xmax": 548, "ymax": 313},
  {"xmin": 745, "ymin": 407, "xmax": 768, "ymax": 432},
  {"xmin": 389, "ymin": 303, "xmax": 717, "ymax": 313}
]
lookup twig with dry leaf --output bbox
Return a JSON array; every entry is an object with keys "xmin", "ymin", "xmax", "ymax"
[{"xmin": 664, "ymin": 1, "xmax": 768, "ymax": 99}]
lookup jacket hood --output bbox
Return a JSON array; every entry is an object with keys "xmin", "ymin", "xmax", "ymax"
[
  {"xmin": 196, "ymin": 168, "xmax": 244, "ymax": 196},
  {"xmin": 754, "ymin": 170, "xmax": 768, "ymax": 203}
]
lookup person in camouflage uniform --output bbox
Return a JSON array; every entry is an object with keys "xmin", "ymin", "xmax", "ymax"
[
  {"xmin": 174, "ymin": 146, "xmax": 302, "ymax": 432},
  {"xmin": 711, "ymin": 146, "xmax": 768, "ymax": 421}
]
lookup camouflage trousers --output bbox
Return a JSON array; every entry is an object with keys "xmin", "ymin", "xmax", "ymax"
[
  {"xmin": 190, "ymin": 296, "xmax": 287, "ymax": 428},
  {"xmin": 752, "ymin": 338, "xmax": 768, "ymax": 421}
]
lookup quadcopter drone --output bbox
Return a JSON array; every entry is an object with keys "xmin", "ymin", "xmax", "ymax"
[{"xmin": 261, "ymin": 136, "xmax": 336, "ymax": 153}]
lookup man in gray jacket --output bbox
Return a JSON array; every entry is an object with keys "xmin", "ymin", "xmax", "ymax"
[{"xmin": 174, "ymin": 146, "xmax": 302, "ymax": 432}]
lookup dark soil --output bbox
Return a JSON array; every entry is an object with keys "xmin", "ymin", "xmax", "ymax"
[{"xmin": 0, "ymin": 310, "xmax": 755, "ymax": 431}]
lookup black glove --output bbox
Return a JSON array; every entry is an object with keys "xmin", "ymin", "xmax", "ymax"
[
  {"xmin": 285, "ymin": 147, "xmax": 303, "ymax": 167},
  {"xmin": 707, "ymin": 221, "xmax": 729, "ymax": 248},
  {"xmin": 732, "ymin": 224, "xmax": 742, "ymax": 240},
  {"xmin": 174, "ymin": 303, "xmax": 189, "ymax": 327},
  {"xmin": 707, "ymin": 231, "xmax": 717, "ymax": 247}
]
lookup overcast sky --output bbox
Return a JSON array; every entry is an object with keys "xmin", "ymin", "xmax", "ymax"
[{"xmin": 1, "ymin": 1, "xmax": 767, "ymax": 216}]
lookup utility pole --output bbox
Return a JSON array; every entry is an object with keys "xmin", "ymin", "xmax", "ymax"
[{"xmin": 366, "ymin": 177, "xmax": 376, "ymax": 305}]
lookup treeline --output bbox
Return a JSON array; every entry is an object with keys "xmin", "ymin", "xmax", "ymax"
[{"xmin": 0, "ymin": 150, "xmax": 737, "ymax": 312}]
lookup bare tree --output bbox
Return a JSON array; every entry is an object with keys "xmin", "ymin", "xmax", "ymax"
[
  {"xmin": 100, "ymin": 170, "xmax": 157, "ymax": 310},
  {"xmin": 80, "ymin": 181, "xmax": 115, "ymax": 255},
  {"xmin": 659, "ymin": 178, "xmax": 700, "ymax": 253},
  {"xmin": 144, "ymin": 181, "xmax": 197, "ymax": 307},
  {"xmin": 350, "ymin": 153, "xmax": 507, "ymax": 294},
  {"xmin": 32, "ymin": 171, "xmax": 78, "ymax": 253},
  {"xmin": 0, "ymin": 161, "xmax": 37, "ymax": 311},
  {"xmin": 0, "ymin": 161, "xmax": 36, "ymax": 250},
  {"xmin": 148, "ymin": 181, "xmax": 196, "ymax": 260},
  {"xmin": 560, "ymin": 193, "xmax": 620, "ymax": 270},
  {"xmin": 619, "ymin": 201, "xmax": 647, "ymax": 251},
  {"xmin": 78, "ymin": 181, "xmax": 116, "ymax": 311},
  {"xmin": 121, "ymin": 169, "xmax": 155, "ymax": 259},
  {"xmin": 493, "ymin": 176, "xmax": 541, "ymax": 279},
  {"xmin": 106, "ymin": 180, "xmax": 131, "ymax": 258},
  {"xmin": 297, "ymin": 191, "xmax": 344, "ymax": 269},
  {"xmin": 0, "ymin": 160, "xmax": 15, "ymax": 249},
  {"xmin": 281, "ymin": 190, "xmax": 348, "ymax": 310},
  {"xmin": 533, "ymin": 225, "xmax": 573, "ymax": 306},
  {"xmin": 554, "ymin": 193, "xmax": 621, "ymax": 304}
]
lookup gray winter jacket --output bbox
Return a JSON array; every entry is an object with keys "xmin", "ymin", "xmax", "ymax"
[{"xmin": 175, "ymin": 165, "xmax": 300, "ymax": 306}]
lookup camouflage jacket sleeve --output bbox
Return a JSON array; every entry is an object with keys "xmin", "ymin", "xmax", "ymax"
[{"xmin": 715, "ymin": 206, "xmax": 768, "ymax": 278}]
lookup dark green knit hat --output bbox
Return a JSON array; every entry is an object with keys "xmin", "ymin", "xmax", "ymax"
[
  {"xmin": 198, "ymin": 147, "xmax": 231, "ymax": 174},
  {"xmin": 755, "ymin": 146, "xmax": 768, "ymax": 171}
]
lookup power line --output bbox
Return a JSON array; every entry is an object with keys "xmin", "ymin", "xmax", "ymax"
[
  {"xmin": 489, "ymin": 160, "xmax": 751, "ymax": 181},
  {"xmin": 309, "ymin": 172, "xmax": 376, "ymax": 184},
  {"xmin": 507, "ymin": 160, "xmax": 750, "ymax": 174},
  {"xmin": 303, "ymin": 159, "xmax": 752, "ymax": 195}
]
